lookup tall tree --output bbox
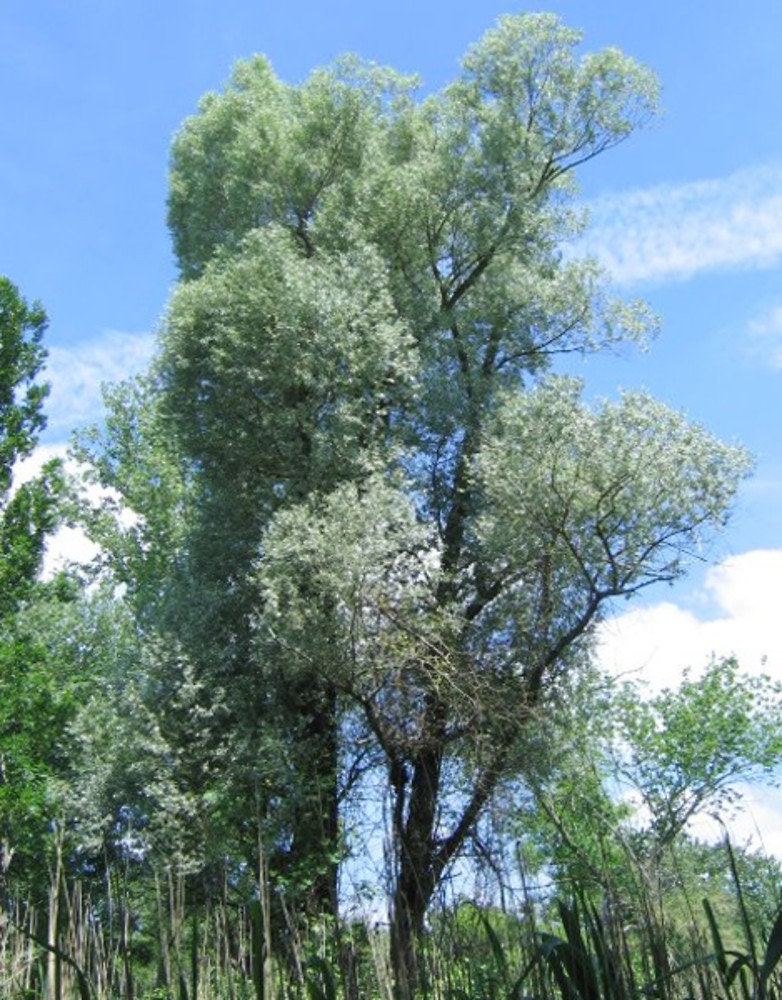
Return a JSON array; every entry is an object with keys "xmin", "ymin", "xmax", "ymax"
[{"xmin": 84, "ymin": 15, "xmax": 751, "ymax": 998}]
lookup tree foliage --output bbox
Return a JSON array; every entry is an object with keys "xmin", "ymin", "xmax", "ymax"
[
  {"xmin": 0, "ymin": 278, "xmax": 62, "ymax": 613},
  {"xmin": 615, "ymin": 657, "xmax": 782, "ymax": 851},
  {"xmin": 0, "ymin": 277, "xmax": 69, "ymax": 885}
]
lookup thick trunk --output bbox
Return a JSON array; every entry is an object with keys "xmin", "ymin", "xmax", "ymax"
[
  {"xmin": 387, "ymin": 404, "xmax": 492, "ymax": 999},
  {"xmin": 389, "ymin": 696, "xmax": 445, "ymax": 1000},
  {"xmin": 390, "ymin": 816, "xmax": 436, "ymax": 1000},
  {"xmin": 388, "ymin": 734, "xmax": 509, "ymax": 1000},
  {"xmin": 389, "ymin": 888, "xmax": 422, "ymax": 1000}
]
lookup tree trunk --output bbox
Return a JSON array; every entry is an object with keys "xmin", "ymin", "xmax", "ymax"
[
  {"xmin": 387, "ymin": 723, "xmax": 510, "ymax": 999},
  {"xmin": 388, "ymin": 700, "xmax": 445, "ymax": 1000},
  {"xmin": 389, "ymin": 891, "xmax": 420, "ymax": 1000}
]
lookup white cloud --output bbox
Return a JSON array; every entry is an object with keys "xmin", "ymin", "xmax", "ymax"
[
  {"xmin": 44, "ymin": 329, "xmax": 156, "ymax": 439},
  {"xmin": 596, "ymin": 549, "xmax": 782, "ymax": 692},
  {"xmin": 581, "ymin": 163, "xmax": 782, "ymax": 286},
  {"xmin": 44, "ymin": 524, "xmax": 100, "ymax": 573}
]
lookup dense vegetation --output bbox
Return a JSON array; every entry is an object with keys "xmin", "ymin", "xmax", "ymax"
[{"xmin": 1, "ymin": 13, "xmax": 781, "ymax": 1000}]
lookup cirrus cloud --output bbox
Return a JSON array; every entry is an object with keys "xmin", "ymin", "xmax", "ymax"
[
  {"xmin": 43, "ymin": 329, "xmax": 156, "ymax": 440},
  {"xmin": 581, "ymin": 163, "xmax": 782, "ymax": 286},
  {"xmin": 746, "ymin": 303, "xmax": 782, "ymax": 368}
]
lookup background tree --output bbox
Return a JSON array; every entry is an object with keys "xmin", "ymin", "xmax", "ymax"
[
  {"xmin": 0, "ymin": 277, "xmax": 69, "ymax": 888},
  {"xmin": 515, "ymin": 657, "xmax": 782, "ymax": 901},
  {"xmin": 614, "ymin": 657, "xmax": 782, "ymax": 854},
  {"xmin": 0, "ymin": 277, "xmax": 61, "ymax": 613}
]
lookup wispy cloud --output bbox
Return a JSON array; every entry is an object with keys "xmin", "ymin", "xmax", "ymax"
[
  {"xmin": 746, "ymin": 303, "xmax": 782, "ymax": 368},
  {"xmin": 686, "ymin": 784, "xmax": 782, "ymax": 858},
  {"xmin": 44, "ymin": 330, "xmax": 156, "ymax": 440},
  {"xmin": 581, "ymin": 164, "xmax": 782, "ymax": 286}
]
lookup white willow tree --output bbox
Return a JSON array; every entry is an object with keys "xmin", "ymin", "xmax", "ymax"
[{"xmin": 84, "ymin": 14, "xmax": 751, "ymax": 999}]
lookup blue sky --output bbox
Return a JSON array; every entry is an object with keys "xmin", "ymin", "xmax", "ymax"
[{"xmin": 4, "ymin": 1, "xmax": 782, "ymax": 848}]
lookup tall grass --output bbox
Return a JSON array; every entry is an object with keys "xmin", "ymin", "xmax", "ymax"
[{"xmin": 2, "ymin": 837, "xmax": 781, "ymax": 999}]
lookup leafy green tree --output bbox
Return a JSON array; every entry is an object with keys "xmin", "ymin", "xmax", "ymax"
[
  {"xmin": 0, "ymin": 277, "xmax": 67, "ymax": 885},
  {"xmin": 82, "ymin": 15, "xmax": 752, "ymax": 998},
  {"xmin": 614, "ymin": 657, "xmax": 782, "ymax": 854},
  {"xmin": 76, "ymin": 373, "xmax": 319, "ymax": 913},
  {"xmin": 0, "ymin": 278, "xmax": 61, "ymax": 610},
  {"xmin": 503, "ymin": 667, "xmax": 636, "ymax": 899}
]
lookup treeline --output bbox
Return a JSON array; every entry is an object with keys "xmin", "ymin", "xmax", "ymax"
[{"xmin": 1, "ymin": 13, "xmax": 781, "ymax": 1000}]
